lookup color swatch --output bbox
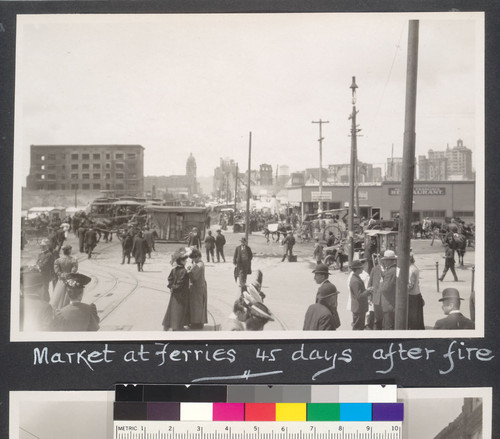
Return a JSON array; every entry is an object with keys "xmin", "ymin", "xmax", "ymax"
[{"xmin": 114, "ymin": 402, "xmax": 404, "ymax": 421}]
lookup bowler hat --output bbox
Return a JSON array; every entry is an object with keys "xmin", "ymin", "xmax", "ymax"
[
  {"xmin": 381, "ymin": 250, "xmax": 397, "ymax": 260},
  {"xmin": 62, "ymin": 244, "xmax": 72, "ymax": 251},
  {"xmin": 312, "ymin": 263, "xmax": 330, "ymax": 275},
  {"xmin": 64, "ymin": 273, "xmax": 92, "ymax": 289},
  {"xmin": 350, "ymin": 259, "xmax": 364, "ymax": 270},
  {"xmin": 439, "ymin": 288, "xmax": 463, "ymax": 302},
  {"xmin": 240, "ymin": 237, "xmax": 247, "ymax": 243}
]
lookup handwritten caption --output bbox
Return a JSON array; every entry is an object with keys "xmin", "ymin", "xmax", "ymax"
[{"xmin": 32, "ymin": 341, "xmax": 494, "ymax": 380}]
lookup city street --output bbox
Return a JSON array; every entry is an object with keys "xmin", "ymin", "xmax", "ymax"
[{"xmin": 21, "ymin": 227, "xmax": 476, "ymax": 333}]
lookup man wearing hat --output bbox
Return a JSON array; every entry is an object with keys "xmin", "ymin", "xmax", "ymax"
[
  {"xmin": 215, "ymin": 229, "xmax": 226, "ymax": 262},
  {"xmin": 434, "ymin": 288, "xmax": 475, "ymax": 329},
  {"xmin": 20, "ymin": 266, "xmax": 55, "ymax": 331},
  {"xmin": 204, "ymin": 230, "xmax": 216, "ymax": 262},
  {"xmin": 349, "ymin": 260, "xmax": 372, "ymax": 330},
  {"xmin": 378, "ymin": 249, "xmax": 398, "ymax": 330},
  {"xmin": 233, "ymin": 237, "xmax": 253, "ymax": 287},
  {"xmin": 281, "ymin": 230, "xmax": 296, "ymax": 262},
  {"xmin": 303, "ymin": 264, "xmax": 340, "ymax": 331},
  {"xmin": 85, "ymin": 225, "xmax": 99, "ymax": 259},
  {"xmin": 35, "ymin": 239, "xmax": 57, "ymax": 302},
  {"xmin": 54, "ymin": 273, "xmax": 99, "ymax": 331},
  {"xmin": 187, "ymin": 227, "xmax": 201, "ymax": 249},
  {"xmin": 439, "ymin": 243, "xmax": 458, "ymax": 282}
]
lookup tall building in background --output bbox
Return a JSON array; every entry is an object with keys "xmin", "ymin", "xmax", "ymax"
[
  {"xmin": 277, "ymin": 165, "xmax": 290, "ymax": 186},
  {"xmin": 259, "ymin": 164, "xmax": 273, "ymax": 186},
  {"xmin": 213, "ymin": 157, "xmax": 239, "ymax": 202},
  {"xmin": 418, "ymin": 139, "xmax": 473, "ymax": 181},
  {"xmin": 26, "ymin": 144, "xmax": 144, "ymax": 195}
]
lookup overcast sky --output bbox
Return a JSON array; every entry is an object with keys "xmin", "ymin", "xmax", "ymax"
[{"xmin": 14, "ymin": 12, "xmax": 483, "ymax": 179}]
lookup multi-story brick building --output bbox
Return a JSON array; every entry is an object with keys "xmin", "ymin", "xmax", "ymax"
[{"xmin": 26, "ymin": 144, "xmax": 144, "ymax": 195}]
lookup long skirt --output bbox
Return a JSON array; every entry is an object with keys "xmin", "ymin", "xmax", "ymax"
[
  {"xmin": 408, "ymin": 294, "xmax": 425, "ymax": 329},
  {"xmin": 50, "ymin": 279, "xmax": 69, "ymax": 310},
  {"xmin": 162, "ymin": 291, "xmax": 189, "ymax": 331}
]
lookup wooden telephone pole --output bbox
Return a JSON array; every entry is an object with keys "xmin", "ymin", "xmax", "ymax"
[
  {"xmin": 395, "ymin": 20, "xmax": 419, "ymax": 330},
  {"xmin": 312, "ymin": 119, "xmax": 329, "ymax": 213}
]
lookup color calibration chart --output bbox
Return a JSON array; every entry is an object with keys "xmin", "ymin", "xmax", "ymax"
[{"xmin": 114, "ymin": 385, "xmax": 404, "ymax": 439}]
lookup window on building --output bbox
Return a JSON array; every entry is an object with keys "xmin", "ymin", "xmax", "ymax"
[
  {"xmin": 106, "ymin": 183, "xmax": 111, "ymax": 190},
  {"xmin": 82, "ymin": 184, "xmax": 90, "ymax": 190},
  {"xmin": 106, "ymin": 153, "xmax": 111, "ymax": 159},
  {"xmin": 47, "ymin": 154, "xmax": 56, "ymax": 161},
  {"xmin": 47, "ymin": 174, "xmax": 56, "ymax": 180},
  {"xmin": 93, "ymin": 183, "xmax": 101, "ymax": 190},
  {"xmin": 116, "ymin": 173, "xmax": 124, "ymax": 179},
  {"xmin": 47, "ymin": 164, "xmax": 56, "ymax": 170},
  {"xmin": 71, "ymin": 174, "xmax": 78, "ymax": 180},
  {"xmin": 82, "ymin": 153, "xmax": 90, "ymax": 160},
  {"xmin": 37, "ymin": 184, "xmax": 44, "ymax": 190},
  {"xmin": 115, "ymin": 153, "xmax": 124, "ymax": 159},
  {"xmin": 93, "ymin": 153, "xmax": 101, "ymax": 160},
  {"xmin": 105, "ymin": 173, "xmax": 111, "ymax": 179},
  {"xmin": 41, "ymin": 175, "xmax": 45, "ymax": 180},
  {"xmin": 41, "ymin": 155, "xmax": 46, "ymax": 161},
  {"xmin": 127, "ymin": 153, "xmax": 136, "ymax": 159},
  {"xmin": 71, "ymin": 154, "xmax": 78, "ymax": 160},
  {"xmin": 48, "ymin": 184, "xmax": 56, "ymax": 190},
  {"xmin": 93, "ymin": 163, "xmax": 101, "ymax": 169},
  {"xmin": 41, "ymin": 165, "xmax": 45, "ymax": 170},
  {"xmin": 82, "ymin": 164, "xmax": 90, "ymax": 170},
  {"xmin": 82, "ymin": 173, "xmax": 90, "ymax": 179},
  {"xmin": 421, "ymin": 210, "xmax": 446, "ymax": 218},
  {"xmin": 453, "ymin": 211, "xmax": 474, "ymax": 218},
  {"xmin": 71, "ymin": 184, "xmax": 78, "ymax": 190},
  {"xmin": 60, "ymin": 184, "xmax": 66, "ymax": 190},
  {"xmin": 71, "ymin": 164, "xmax": 78, "ymax": 170},
  {"xmin": 116, "ymin": 184, "xmax": 124, "ymax": 190},
  {"xmin": 105, "ymin": 163, "xmax": 111, "ymax": 169},
  {"xmin": 93, "ymin": 173, "xmax": 101, "ymax": 179},
  {"xmin": 127, "ymin": 163, "xmax": 136, "ymax": 170},
  {"xmin": 116, "ymin": 163, "xmax": 124, "ymax": 170}
]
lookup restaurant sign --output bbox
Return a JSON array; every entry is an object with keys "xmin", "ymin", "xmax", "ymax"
[{"xmin": 389, "ymin": 187, "xmax": 446, "ymax": 196}]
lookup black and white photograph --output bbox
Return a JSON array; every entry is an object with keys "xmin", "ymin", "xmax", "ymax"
[{"xmin": 12, "ymin": 12, "xmax": 484, "ymax": 341}]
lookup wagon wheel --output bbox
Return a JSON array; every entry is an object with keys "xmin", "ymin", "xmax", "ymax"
[{"xmin": 325, "ymin": 224, "xmax": 343, "ymax": 244}]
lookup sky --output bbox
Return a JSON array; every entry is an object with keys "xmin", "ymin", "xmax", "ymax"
[{"xmin": 14, "ymin": 12, "xmax": 483, "ymax": 179}]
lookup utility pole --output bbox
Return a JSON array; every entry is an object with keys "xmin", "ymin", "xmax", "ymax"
[
  {"xmin": 348, "ymin": 76, "xmax": 358, "ymax": 265},
  {"xmin": 312, "ymin": 119, "xmax": 329, "ymax": 213},
  {"xmin": 245, "ymin": 132, "xmax": 252, "ymax": 242},
  {"xmin": 396, "ymin": 20, "xmax": 419, "ymax": 330},
  {"xmin": 234, "ymin": 163, "xmax": 238, "ymax": 212}
]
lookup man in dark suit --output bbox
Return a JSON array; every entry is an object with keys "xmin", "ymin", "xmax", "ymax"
[
  {"xmin": 349, "ymin": 259, "xmax": 372, "ymax": 330},
  {"xmin": 215, "ymin": 229, "xmax": 226, "ymax": 262},
  {"xmin": 303, "ymin": 263, "xmax": 340, "ymax": 331},
  {"xmin": 434, "ymin": 288, "xmax": 475, "ymax": 329},
  {"xmin": 54, "ymin": 273, "xmax": 99, "ymax": 331},
  {"xmin": 233, "ymin": 237, "xmax": 253, "ymax": 288},
  {"xmin": 85, "ymin": 226, "xmax": 99, "ymax": 259},
  {"xmin": 35, "ymin": 239, "xmax": 56, "ymax": 302}
]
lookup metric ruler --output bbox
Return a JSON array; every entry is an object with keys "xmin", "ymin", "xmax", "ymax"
[{"xmin": 114, "ymin": 421, "xmax": 403, "ymax": 439}]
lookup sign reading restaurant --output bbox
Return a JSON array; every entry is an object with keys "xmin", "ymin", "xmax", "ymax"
[{"xmin": 389, "ymin": 187, "xmax": 446, "ymax": 196}]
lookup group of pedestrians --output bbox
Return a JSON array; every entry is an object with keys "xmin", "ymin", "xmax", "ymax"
[
  {"xmin": 187, "ymin": 227, "xmax": 227, "ymax": 263},
  {"xmin": 303, "ymin": 248, "xmax": 474, "ymax": 331},
  {"xmin": 21, "ymin": 239, "xmax": 99, "ymax": 332}
]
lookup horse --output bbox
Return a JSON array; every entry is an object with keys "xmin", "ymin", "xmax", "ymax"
[{"xmin": 446, "ymin": 232, "xmax": 467, "ymax": 266}]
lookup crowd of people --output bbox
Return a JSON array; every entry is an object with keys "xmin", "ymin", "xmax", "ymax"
[{"xmin": 302, "ymin": 248, "xmax": 474, "ymax": 332}]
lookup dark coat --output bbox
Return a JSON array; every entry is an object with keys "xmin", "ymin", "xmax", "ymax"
[
  {"xmin": 233, "ymin": 245, "xmax": 253, "ymax": 275},
  {"xmin": 215, "ymin": 234, "xmax": 226, "ymax": 249},
  {"xmin": 54, "ymin": 302, "xmax": 100, "ymax": 331},
  {"xmin": 434, "ymin": 312, "xmax": 475, "ymax": 330},
  {"xmin": 121, "ymin": 234, "xmax": 134, "ymax": 252},
  {"xmin": 132, "ymin": 236, "xmax": 149, "ymax": 263},
  {"xmin": 143, "ymin": 230, "xmax": 157, "ymax": 249},
  {"xmin": 204, "ymin": 235, "xmax": 216, "ymax": 250},
  {"xmin": 303, "ymin": 303, "xmax": 336, "ymax": 330},
  {"xmin": 36, "ymin": 250, "xmax": 56, "ymax": 283},
  {"xmin": 349, "ymin": 273, "xmax": 370, "ymax": 314},
  {"xmin": 188, "ymin": 261, "xmax": 208, "ymax": 325},
  {"xmin": 85, "ymin": 229, "xmax": 99, "ymax": 246},
  {"xmin": 163, "ymin": 265, "xmax": 190, "ymax": 330},
  {"xmin": 187, "ymin": 233, "xmax": 201, "ymax": 249},
  {"xmin": 379, "ymin": 264, "xmax": 397, "ymax": 312}
]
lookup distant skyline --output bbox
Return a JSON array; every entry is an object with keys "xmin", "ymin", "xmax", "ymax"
[{"xmin": 15, "ymin": 12, "xmax": 483, "ymax": 180}]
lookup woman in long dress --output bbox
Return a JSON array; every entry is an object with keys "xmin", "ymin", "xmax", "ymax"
[
  {"xmin": 162, "ymin": 249, "xmax": 190, "ymax": 331},
  {"xmin": 408, "ymin": 255, "xmax": 425, "ymax": 329},
  {"xmin": 50, "ymin": 244, "xmax": 78, "ymax": 310},
  {"xmin": 187, "ymin": 249, "xmax": 208, "ymax": 330}
]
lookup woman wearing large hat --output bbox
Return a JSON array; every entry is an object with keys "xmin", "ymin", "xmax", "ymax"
[{"xmin": 163, "ymin": 248, "xmax": 190, "ymax": 331}]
